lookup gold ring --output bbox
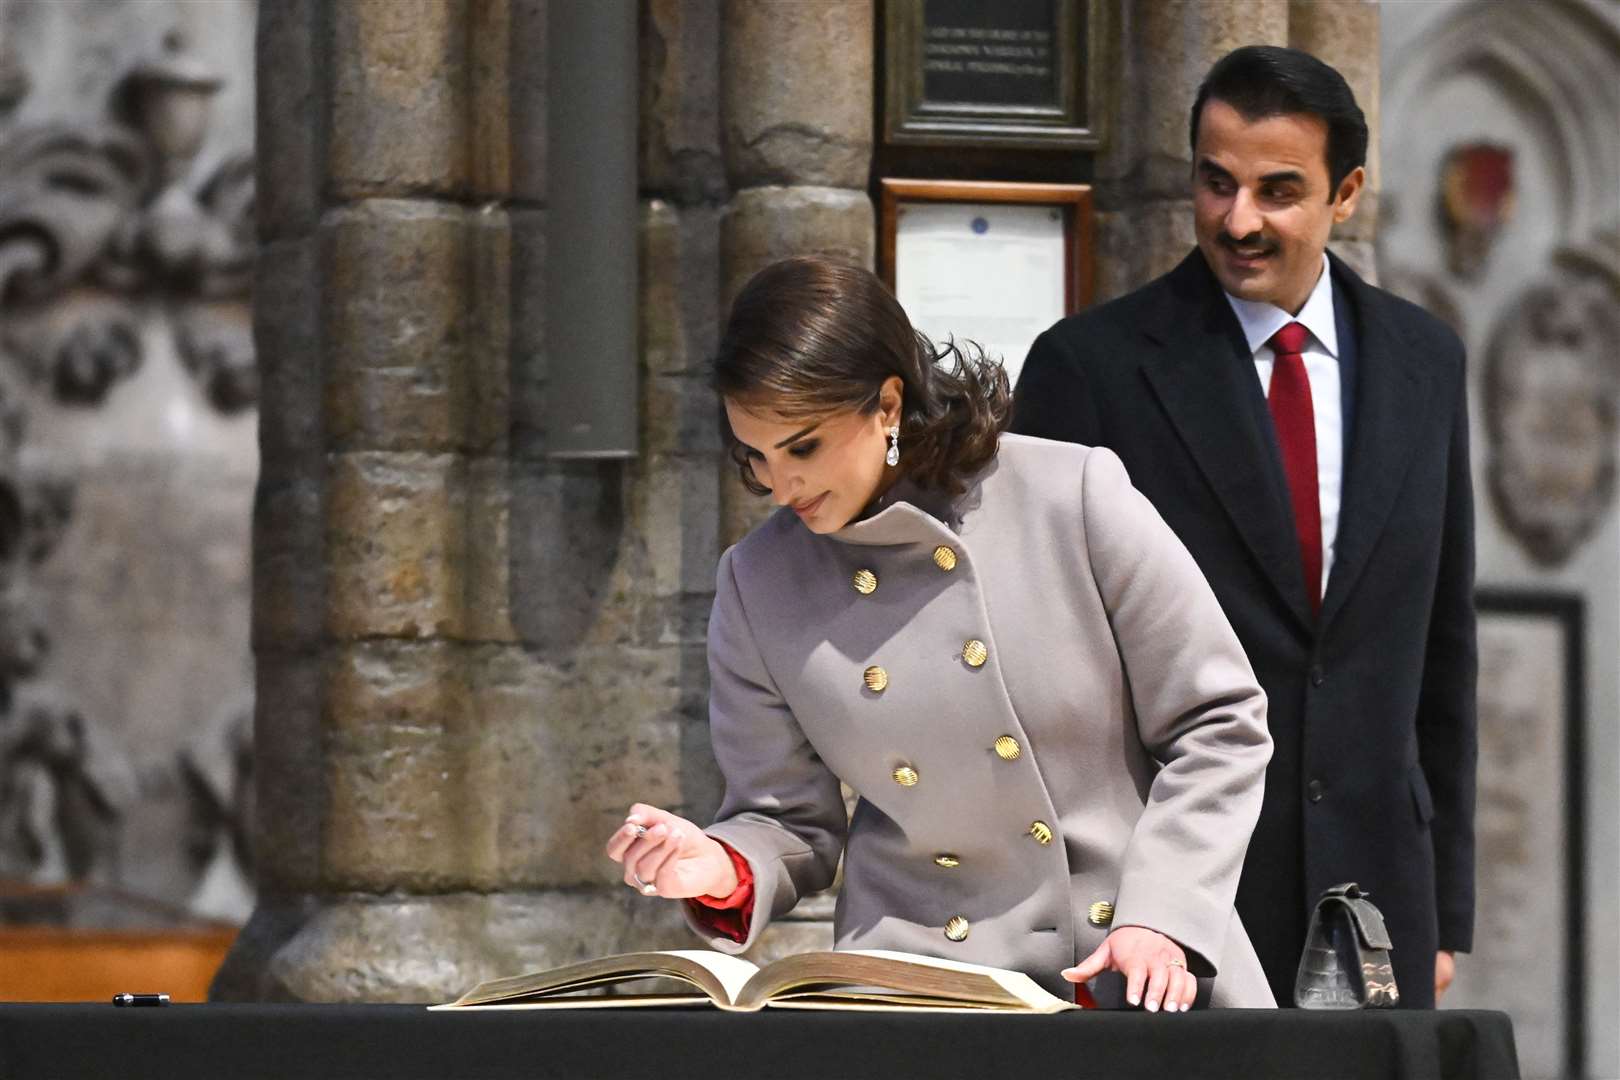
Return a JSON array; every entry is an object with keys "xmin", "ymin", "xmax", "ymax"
[{"xmin": 1168, "ymin": 958, "xmax": 1186, "ymax": 968}]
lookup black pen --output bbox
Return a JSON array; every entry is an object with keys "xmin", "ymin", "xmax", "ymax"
[{"xmin": 112, "ymin": 993, "xmax": 170, "ymax": 1007}]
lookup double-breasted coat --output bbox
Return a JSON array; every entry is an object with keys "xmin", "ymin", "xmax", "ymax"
[{"xmin": 684, "ymin": 434, "xmax": 1276, "ymax": 1007}]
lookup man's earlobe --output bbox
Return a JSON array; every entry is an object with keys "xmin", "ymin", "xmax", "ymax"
[{"xmin": 1333, "ymin": 167, "xmax": 1366, "ymax": 223}]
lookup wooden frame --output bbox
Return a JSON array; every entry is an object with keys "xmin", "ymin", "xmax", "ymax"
[
  {"xmin": 879, "ymin": 179, "xmax": 1094, "ymax": 313},
  {"xmin": 882, "ymin": 0, "xmax": 1105, "ymax": 150}
]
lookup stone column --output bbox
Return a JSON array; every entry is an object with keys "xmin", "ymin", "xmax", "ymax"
[
  {"xmin": 717, "ymin": 0, "xmax": 874, "ymax": 549},
  {"xmin": 639, "ymin": 0, "xmax": 730, "ymax": 827},
  {"xmin": 709, "ymin": 0, "xmax": 874, "ymax": 957},
  {"xmin": 1288, "ymin": 0, "xmax": 1381, "ymax": 280},
  {"xmin": 221, "ymin": 0, "xmax": 716, "ymax": 1002},
  {"xmin": 1093, "ymin": 0, "xmax": 1288, "ymax": 300}
]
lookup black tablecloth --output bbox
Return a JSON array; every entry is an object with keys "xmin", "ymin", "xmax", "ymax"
[{"xmin": 0, "ymin": 1004, "xmax": 1519, "ymax": 1080}]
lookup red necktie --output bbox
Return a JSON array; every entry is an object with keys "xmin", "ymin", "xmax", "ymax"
[{"xmin": 1267, "ymin": 322, "xmax": 1321, "ymax": 617}]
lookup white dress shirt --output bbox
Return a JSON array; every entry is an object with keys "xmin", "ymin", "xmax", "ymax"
[{"xmin": 1223, "ymin": 255, "xmax": 1342, "ymax": 600}]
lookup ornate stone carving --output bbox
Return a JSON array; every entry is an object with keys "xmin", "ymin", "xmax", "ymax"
[
  {"xmin": 0, "ymin": 29, "xmax": 254, "ymax": 413},
  {"xmin": 1483, "ymin": 233, "xmax": 1620, "ymax": 567},
  {"xmin": 1439, "ymin": 143, "xmax": 1515, "ymax": 281},
  {"xmin": 0, "ymin": 689, "xmax": 137, "ymax": 885},
  {"xmin": 0, "ymin": 26, "xmax": 256, "ymax": 893}
]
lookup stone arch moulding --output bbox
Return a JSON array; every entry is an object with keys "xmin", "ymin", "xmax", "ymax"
[{"xmin": 1384, "ymin": 0, "xmax": 1620, "ymax": 246}]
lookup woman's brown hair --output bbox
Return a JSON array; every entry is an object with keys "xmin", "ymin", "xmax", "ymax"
[{"xmin": 711, "ymin": 256, "xmax": 1011, "ymax": 497}]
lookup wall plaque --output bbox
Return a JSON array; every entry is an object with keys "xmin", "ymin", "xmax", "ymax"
[{"xmin": 884, "ymin": 0, "xmax": 1103, "ymax": 149}]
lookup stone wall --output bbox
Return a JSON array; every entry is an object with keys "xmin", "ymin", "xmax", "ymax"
[
  {"xmin": 1381, "ymin": 4, "xmax": 1620, "ymax": 1076},
  {"xmin": 0, "ymin": 0, "xmax": 258, "ymax": 923}
]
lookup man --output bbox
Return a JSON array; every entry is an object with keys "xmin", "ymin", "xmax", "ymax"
[{"xmin": 1011, "ymin": 45, "xmax": 1476, "ymax": 1009}]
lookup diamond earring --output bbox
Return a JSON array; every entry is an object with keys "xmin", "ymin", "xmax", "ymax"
[{"xmin": 885, "ymin": 424, "xmax": 900, "ymax": 467}]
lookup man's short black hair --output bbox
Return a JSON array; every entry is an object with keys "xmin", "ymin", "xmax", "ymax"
[{"xmin": 1190, "ymin": 45, "xmax": 1368, "ymax": 196}]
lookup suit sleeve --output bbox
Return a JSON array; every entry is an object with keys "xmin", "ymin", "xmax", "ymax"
[
  {"xmin": 1078, "ymin": 447, "xmax": 1274, "ymax": 977},
  {"xmin": 682, "ymin": 547, "xmax": 847, "ymax": 953},
  {"xmin": 1009, "ymin": 325, "xmax": 1104, "ymax": 445},
  {"xmin": 1417, "ymin": 347, "xmax": 1478, "ymax": 954}
]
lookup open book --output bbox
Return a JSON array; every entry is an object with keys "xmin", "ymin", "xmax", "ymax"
[{"xmin": 432, "ymin": 948, "xmax": 1080, "ymax": 1013}]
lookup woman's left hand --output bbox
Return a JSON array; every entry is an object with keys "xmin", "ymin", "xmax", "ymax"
[{"xmin": 1061, "ymin": 926, "xmax": 1197, "ymax": 1013}]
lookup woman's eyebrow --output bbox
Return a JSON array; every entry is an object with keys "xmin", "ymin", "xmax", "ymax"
[{"xmin": 774, "ymin": 421, "xmax": 821, "ymax": 449}]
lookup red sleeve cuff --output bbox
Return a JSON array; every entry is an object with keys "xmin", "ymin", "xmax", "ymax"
[{"xmin": 685, "ymin": 839, "xmax": 755, "ymax": 944}]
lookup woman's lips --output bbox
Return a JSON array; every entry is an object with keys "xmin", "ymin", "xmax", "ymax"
[{"xmin": 793, "ymin": 492, "xmax": 828, "ymax": 517}]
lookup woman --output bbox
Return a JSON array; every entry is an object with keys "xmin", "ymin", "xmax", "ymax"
[{"xmin": 606, "ymin": 257, "xmax": 1275, "ymax": 1010}]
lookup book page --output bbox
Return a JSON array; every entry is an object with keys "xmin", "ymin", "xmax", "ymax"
[
  {"xmin": 849, "ymin": 950, "xmax": 1072, "ymax": 1011},
  {"xmin": 737, "ymin": 950, "xmax": 1073, "ymax": 1012},
  {"xmin": 440, "ymin": 949, "xmax": 761, "ymax": 1008},
  {"xmin": 660, "ymin": 949, "xmax": 761, "ymax": 1005}
]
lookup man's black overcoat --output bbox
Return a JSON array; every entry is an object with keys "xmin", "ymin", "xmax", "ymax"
[{"xmin": 1011, "ymin": 248, "xmax": 1477, "ymax": 1008}]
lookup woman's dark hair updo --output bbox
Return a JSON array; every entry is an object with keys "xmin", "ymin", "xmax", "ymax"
[{"xmin": 711, "ymin": 256, "xmax": 1012, "ymax": 497}]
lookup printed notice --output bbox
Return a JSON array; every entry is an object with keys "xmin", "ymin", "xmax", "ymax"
[{"xmin": 894, "ymin": 202, "xmax": 1066, "ymax": 388}]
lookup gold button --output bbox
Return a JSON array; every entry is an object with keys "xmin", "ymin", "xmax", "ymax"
[
  {"xmin": 944, "ymin": 915, "xmax": 970, "ymax": 942},
  {"xmin": 932, "ymin": 545, "xmax": 958, "ymax": 572},
  {"xmin": 993, "ymin": 735, "xmax": 1021, "ymax": 761},
  {"xmin": 962, "ymin": 639, "xmax": 988, "ymax": 667},
  {"xmin": 892, "ymin": 765, "xmax": 920, "ymax": 787},
  {"xmin": 863, "ymin": 665, "xmax": 888, "ymax": 692},
  {"xmin": 1028, "ymin": 820, "xmax": 1053, "ymax": 845},
  {"xmin": 1088, "ymin": 900, "xmax": 1115, "ymax": 928},
  {"xmin": 934, "ymin": 854, "xmax": 960, "ymax": 869},
  {"xmin": 852, "ymin": 569, "xmax": 877, "ymax": 595}
]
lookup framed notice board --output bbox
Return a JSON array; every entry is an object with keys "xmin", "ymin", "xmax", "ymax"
[{"xmin": 879, "ymin": 179, "xmax": 1093, "ymax": 386}]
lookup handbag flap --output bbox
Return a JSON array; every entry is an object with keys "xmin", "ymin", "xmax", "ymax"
[{"xmin": 1343, "ymin": 896, "xmax": 1393, "ymax": 950}]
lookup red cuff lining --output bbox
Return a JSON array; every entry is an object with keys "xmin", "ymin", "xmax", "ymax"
[{"xmin": 684, "ymin": 839, "xmax": 755, "ymax": 944}]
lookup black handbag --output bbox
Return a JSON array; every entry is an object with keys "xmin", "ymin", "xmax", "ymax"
[{"xmin": 1293, "ymin": 883, "xmax": 1400, "ymax": 1008}]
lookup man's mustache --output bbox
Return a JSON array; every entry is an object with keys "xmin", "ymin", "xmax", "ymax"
[{"xmin": 1219, "ymin": 233, "xmax": 1278, "ymax": 257}]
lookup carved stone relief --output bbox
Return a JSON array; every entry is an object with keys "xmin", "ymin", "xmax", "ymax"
[
  {"xmin": 1483, "ymin": 236, "xmax": 1620, "ymax": 567},
  {"xmin": 1382, "ymin": 0, "xmax": 1620, "ymax": 569},
  {"xmin": 1438, "ymin": 142, "xmax": 1514, "ymax": 281},
  {"xmin": 0, "ymin": 12, "xmax": 257, "ymax": 916}
]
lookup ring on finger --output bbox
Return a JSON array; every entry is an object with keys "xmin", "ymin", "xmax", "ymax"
[
  {"xmin": 1168, "ymin": 958, "xmax": 1186, "ymax": 968},
  {"xmin": 627, "ymin": 822, "xmax": 649, "ymax": 838},
  {"xmin": 631, "ymin": 871, "xmax": 657, "ymax": 895}
]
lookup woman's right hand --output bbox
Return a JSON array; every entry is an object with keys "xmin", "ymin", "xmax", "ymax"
[{"xmin": 604, "ymin": 803, "xmax": 740, "ymax": 899}]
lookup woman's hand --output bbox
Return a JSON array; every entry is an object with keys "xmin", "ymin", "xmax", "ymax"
[
  {"xmin": 603, "ymin": 803, "xmax": 739, "ymax": 899},
  {"xmin": 1061, "ymin": 926, "xmax": 1197, "ymax": 1013}
]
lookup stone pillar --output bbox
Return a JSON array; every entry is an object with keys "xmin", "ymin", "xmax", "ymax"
[
  {"xmin": 1094, "ymin": 0, "xmax": 1288, "ymax": 300},
  {"xmin": 639, "ymin": 0, "xmax": 730, "ymax": 826},
  {"xmin": 220, "ymin": 0, "xmax": 718, "ymax": 1002},
  {"xmin": 707, "ymin": 0, "xmax": 874, "ymax": 956},
  {"xmin": 1288, "ymin": 0, "xmax": 1380, "ymax": 281},
  {"xmin": 717, "ymin": 0, "xmax": 874, "ymax": 548}
]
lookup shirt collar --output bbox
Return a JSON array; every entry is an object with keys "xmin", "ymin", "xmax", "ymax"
[{"xmin": 1223, "ymin": 253, "xmax": 1338, "ymax": 358}]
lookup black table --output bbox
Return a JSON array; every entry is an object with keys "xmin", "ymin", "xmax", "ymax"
[{"xmin": 0, "ymin": 1004, "xmax": 1519, "ymax": 1080}]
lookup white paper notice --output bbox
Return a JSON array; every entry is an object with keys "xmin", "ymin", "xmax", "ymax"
[{"xmin": 893, "ymin": 201, "xmax": 1067, "ymax": 388}]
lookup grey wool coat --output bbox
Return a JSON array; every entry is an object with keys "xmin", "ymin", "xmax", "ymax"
[{"xmin": 685, "ymin": 433, "xmax": 1276, "ymax": 1007}]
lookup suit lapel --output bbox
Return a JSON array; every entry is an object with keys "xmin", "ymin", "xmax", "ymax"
[
  {"xmin": 1319, "ymin": 254, "xmax": 1437, "ymax": 627},
  {"xmin": 1138, "ymin": 252, "xmax": 1316, "ymax": 633}
]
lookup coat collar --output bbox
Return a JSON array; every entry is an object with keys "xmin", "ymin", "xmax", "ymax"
[
  {"xmin": 1136, "ymin": 248, "xmax": 1437, "ymax": 634},
  {"xmin": 1316, "ymin": 251, "xmax": 1436, "ymax": 626},
  {"xmin": 827, "ymin": 473, "xmax": 961, "ymax": 548}
]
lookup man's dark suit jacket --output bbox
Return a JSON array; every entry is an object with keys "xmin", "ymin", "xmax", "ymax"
[{"xmin": 1011, "ymin": 248, "xmax": 1477, "ymax": 1009}]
